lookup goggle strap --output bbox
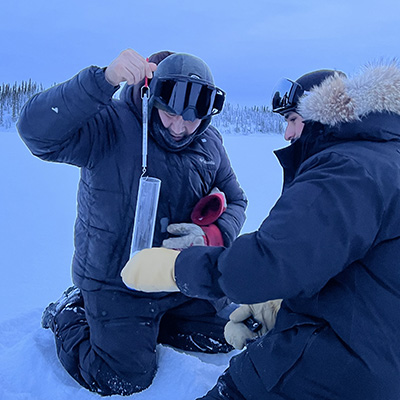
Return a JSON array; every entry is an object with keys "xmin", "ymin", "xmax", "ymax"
[{"xmin": 212, "ymin": 91, "xmax": 225, "ymax": 114}]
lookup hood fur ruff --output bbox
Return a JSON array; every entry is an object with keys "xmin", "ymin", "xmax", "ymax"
[{"xmin": 297, "ymin": 61, "xmax": 400, "ymax": 126}]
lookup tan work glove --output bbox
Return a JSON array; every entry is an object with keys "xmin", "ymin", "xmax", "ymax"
[
  {"xmin": 162, "ymin": 223, "xmax": 206, "ymax": 249},
  {"xmin": 224, "ymin": 299, "xmax": 282, "ymax": 350},
  {"xmin": 121, "ymin": 248, "xmax": 180, "ymax": 292}
]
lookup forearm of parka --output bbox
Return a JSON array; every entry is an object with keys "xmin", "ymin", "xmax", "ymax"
[
  {"xmin": 217, "ymin": 201, "xmax": 247, "ymax": 246},
  {"xmin": 17, "ymin": 66, "xmax": 119, "ymax": 166},
  {"xmin": 213, "ymin": 139, "xmax": 248, "ymax": 246}
]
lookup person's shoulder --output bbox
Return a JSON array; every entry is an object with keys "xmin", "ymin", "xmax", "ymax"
[{"xmin": 203, "ymin": 125, "xmax": 223, "ymax": 144}]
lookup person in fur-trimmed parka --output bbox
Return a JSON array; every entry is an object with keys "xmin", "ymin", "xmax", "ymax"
[{"xmin": 123, "ymin": 62, "xmax": 400, "ymax": 399}]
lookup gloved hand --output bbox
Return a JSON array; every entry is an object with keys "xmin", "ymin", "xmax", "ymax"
[
  {"xmin": 224, "ymin": 299, "xmax": 282, "ymax": 350},
  {"xmin": 162, "ymin": 223, "xmax": 206, "ymax": 249},
  {"xmin": 210, "ymin": 187, "xmax": 227, "ymax": 208},
  {"xmin": 191, "ymin": 187, "xmax": 227, "ymax": 226},
  {"xmin": 121, "ymin": 248, "xmax": 180, "ymax": 292}
]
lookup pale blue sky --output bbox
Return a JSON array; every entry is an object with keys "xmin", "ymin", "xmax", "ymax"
[{"xmin": 1, "ymin": 0, "xmax": 399, "ymax": 105}]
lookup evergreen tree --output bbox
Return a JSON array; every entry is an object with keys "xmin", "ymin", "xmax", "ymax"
[
  {"xmin": 213, "ymin": 101, "xmax": 284, "ymax": 135},
  {"xmin": 0, "ymin": 79, "xmax": 45, "ymax": 128}
]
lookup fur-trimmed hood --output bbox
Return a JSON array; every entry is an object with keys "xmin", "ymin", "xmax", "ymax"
[{"xmin": 297, "ymin": 62, "xmax": 400, "ymax": 126}]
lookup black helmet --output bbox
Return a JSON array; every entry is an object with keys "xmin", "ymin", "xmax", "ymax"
[
  {"xmin": 149, "ymin": 53, "xmax": 225, "ymax": 122},
  {"xmin": 271, "ymin": 69, "xmax": 345, "ymax": 115}
]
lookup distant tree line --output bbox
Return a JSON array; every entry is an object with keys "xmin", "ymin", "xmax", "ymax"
[
  {"xmin": 0, "ymin": 80, "xmax": 44, "ymax": 128},
  {"xmin": 213, "ymin": 102, "xmax": 284, "ymax": 135},
  {"xmin": 0, "ymin": 80, "xmax": 284, "ymax": 135}
]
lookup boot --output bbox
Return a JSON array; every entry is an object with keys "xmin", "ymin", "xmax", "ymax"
[{"xmin": 41, "ymin": 285, "xmax": 83, "ymax": 330}]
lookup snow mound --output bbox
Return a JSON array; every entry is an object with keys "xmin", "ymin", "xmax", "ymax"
[{"xmin": 0, "ymin": 309, "xmax": 237, "ymax": 400}]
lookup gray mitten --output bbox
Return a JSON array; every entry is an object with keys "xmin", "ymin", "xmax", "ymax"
[{"xmin": 162, "ymin": 223, "xmax": 206, "ymax": 249}]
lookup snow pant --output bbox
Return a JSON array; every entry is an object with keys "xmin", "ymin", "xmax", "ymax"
[
  {"xmin": 52, "ymin": 286, "xmax": 232, "ymax": 396},
  {"xmin": 199, "ymin": 324, "xmax": 400, "ymax": 400}
]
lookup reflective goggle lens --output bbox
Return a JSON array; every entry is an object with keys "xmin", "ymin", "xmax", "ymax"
[
  {"xmin": 154, "ymin": 77, "xmax": 225, "ymax": 120},
  {"xmin": 271, "ymin": 78, "xmax": 303, "ymax": 114}
]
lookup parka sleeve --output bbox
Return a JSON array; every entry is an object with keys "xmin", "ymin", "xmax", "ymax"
[
  {"xmin": 17, "ymin": 66, "xmax": 120, "ymax": 168},
  {"xmin": 210, "ymin": 128, "xmax": 248, "ymax": 246},
  {"xmin": 175, "ymin": 152, "xmax": 384, "ymax": 303}
]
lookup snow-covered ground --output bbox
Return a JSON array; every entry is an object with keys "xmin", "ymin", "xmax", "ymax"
[{"xmin": 0, "ymin": 126, "xmax": 287, "ymax": 399}]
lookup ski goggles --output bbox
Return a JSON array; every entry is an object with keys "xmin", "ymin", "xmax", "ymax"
[
  {"xmin": 151, "ymin": 75, "xmax": 225, "ymax": 121},
  {"xmin": 271, "ymin": 78, "xmax": 305, "ymax": 115}
]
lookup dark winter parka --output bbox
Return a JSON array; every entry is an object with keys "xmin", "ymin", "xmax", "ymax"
[
  {"xmin": 17, "ymin": 64, "xmax": 247, "ymax": 292},
  {"xmin": 175, "ymin": 63, "xmax": 400, "ymax": 396}
]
